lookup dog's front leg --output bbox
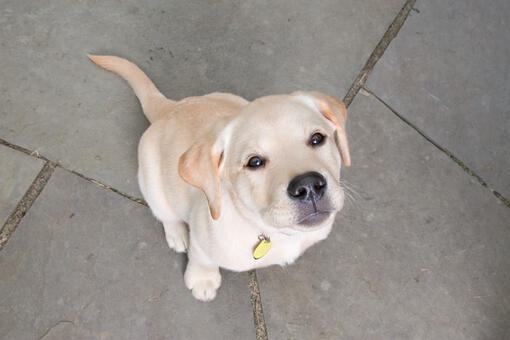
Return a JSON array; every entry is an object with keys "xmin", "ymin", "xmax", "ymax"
[
  {"xmin": 162, "ymin": 220, "xmax": 189, "ymax": 253},
  {"xmin": 184, "ymin": 250, "xmax": 222, "ymax": 302}
]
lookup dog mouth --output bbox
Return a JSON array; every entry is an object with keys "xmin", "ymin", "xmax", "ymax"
[
  {"xmin": 295, "ymin": 210, "xmax": 333, "ymax": 226},
  {"xmin": 262, "ymin": 186, "xmax": 343, "ymax": 230},
  {"xmin": 294, "ymin": 194, "xmax": 336, "ymax": 227}
]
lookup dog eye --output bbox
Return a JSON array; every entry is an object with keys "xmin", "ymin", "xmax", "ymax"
[
  {"xmin": 246, "ymin": 156, "xmax": 266, "ymax": 169},
  {"xmin": 309, "ymin": 132, "xmax": 326, "ymax": 147}
]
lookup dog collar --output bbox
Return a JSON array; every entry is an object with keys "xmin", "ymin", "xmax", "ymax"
[{"xmin": 253, "ymin": 234, "xmax": 272, "ymax": 260}]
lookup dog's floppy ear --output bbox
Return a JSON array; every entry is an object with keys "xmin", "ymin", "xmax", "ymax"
[
  {"xmin": 178, "ymin": 135, "xmax": 223, "ymax": 220},
  {"xmin": 293, "ymin": 91, "xmax": 351, "ymax": 166}
]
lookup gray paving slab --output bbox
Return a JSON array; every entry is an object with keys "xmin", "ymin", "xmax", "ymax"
[
  {"xmin": 0, "ymin": 168, "xmax": 255, "ymax": 340},
  {"xmin": 0, "ymin": 145, "xmax": 44, "ymax": 224},
  {"xmin": 366, "ymin": 0, "xmax": 510, "ymax": 199},
  {"xmin": 256, "ymin": 93, "xmax": 510, "ymax": 339},
  {"xmin": 0, "ymin": 0, "xmax": 405, "ymax": 198}
]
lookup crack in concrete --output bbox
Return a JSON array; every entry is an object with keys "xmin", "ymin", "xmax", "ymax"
[{"xmin": 38, "ymin": 320, "xmax": 75, "ymax": 340}]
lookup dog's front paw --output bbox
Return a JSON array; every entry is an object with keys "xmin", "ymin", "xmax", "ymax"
[
  {"xmin": 184, "ymin": 262, "xmax": 222, "ymax": 302},
  {"xmin": 163, "ymin": 221, "xmax": 189, "ymax": 253},
  {"xmin": 189, "ymin": 278, "xmax": 221, "ymax": 301}
]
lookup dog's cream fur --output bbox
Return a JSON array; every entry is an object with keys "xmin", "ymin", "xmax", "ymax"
[{"xmin": 89, "ymin": 55, "xmax": 351, "ymax": 301}]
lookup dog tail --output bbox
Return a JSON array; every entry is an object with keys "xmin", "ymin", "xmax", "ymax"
[{"xmin": 88, "ymin": 54, "xmax": 174, "ymax": 123}]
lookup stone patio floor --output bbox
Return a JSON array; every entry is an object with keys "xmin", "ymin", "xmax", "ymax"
[{"xmin": 1, "ymin": 0, "xmax": 509, "ymax": 339}]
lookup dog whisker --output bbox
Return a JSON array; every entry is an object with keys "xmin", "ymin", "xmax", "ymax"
[{"xmin": 340, "ymin": 179, "xmax": 364, "ymax": 211}]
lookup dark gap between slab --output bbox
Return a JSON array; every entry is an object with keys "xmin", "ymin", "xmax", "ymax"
[
  {"xmin": 249, "ymin": 270, "xmax": 268, "ymax": 340},
  {"xmin": 60, "ymin": 166, "xmax": 147, "ymax": 207},
  {"xmin": 343, "ymin": 0, "xmax": 417, "ymax": 108},
  {"xmin": 0, "ymin": 137, "xmax": 50, "ymax": 162},
  {"xmin": 0, "ymin": 137, "xmax": 147, "ymax": 207},
  {"xmin": 365, "ymin": 87, "xmax": 510, "ymax": 208},
  {"xmin": 0, "ymin": 161, "xmax": 56, "ymax": 250}
]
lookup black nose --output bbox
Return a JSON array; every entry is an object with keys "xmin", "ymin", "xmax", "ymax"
[{"xmin": 287, "ymin": 172, "xmax": 327, "ymax": 202}]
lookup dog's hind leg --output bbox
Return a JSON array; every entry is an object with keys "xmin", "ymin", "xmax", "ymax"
[{"xmin": 162, "ymin": 220, "xmax": 189, "ymax": 253}]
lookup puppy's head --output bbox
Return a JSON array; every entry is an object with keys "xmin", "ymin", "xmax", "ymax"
[{"xmin": 179, "ymin": 91, "xmax": 350, "ymax": 231}]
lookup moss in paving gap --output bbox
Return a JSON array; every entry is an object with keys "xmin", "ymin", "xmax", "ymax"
[
  {"xmin": 365, "ymin": 87, "xmax": 510, "ymax": 209},
  {"xmin": 0, "ymin": 161, "xmax": 56, "ymax": 250},
  {"xmin": 449, "ymin": 155, "xmax": 510, "ymax": 208},
  {"xmin": 249, "ymin": 270, "xmax": 268, "ymax": 340},
  {"xmin": 343, "ymin": 0, "xmax": 417, "ymax": 107},
  {"xmin": 1, "ymin": 137, "xmax": 148, "ymax": 207},
  {"xmin": 64, "ymin": 168, "xmax": 148, "ymax": 207},
  {"xmin": 0, "ymin": 137, "xmax": 50, "ymax": 162},
  {"xmin": 493, "ymin": 192, "xmax": 510, "ymax": 207}
]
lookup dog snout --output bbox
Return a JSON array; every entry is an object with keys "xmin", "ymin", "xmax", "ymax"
[{"xmin": 287, "ymin": 172, "xmax": 327, "ymax": 203}]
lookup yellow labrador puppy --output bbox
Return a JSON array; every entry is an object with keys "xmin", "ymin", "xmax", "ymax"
[{"xmin": 89, "ymin": 55, "xmax": 351, "ymax": 301}]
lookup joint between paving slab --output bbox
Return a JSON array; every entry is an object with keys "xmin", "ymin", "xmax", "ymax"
[
  {"xmin": 249, "ymin": 270, "xmax": 269, "ymax": 340},
  {"xmin": 365, "ymin": 87, "xmax": 510, "ymax": 208},
  {"xmin": 61, "ymin": 166, "xmax": 148, "ymax": 207},
  {"xmin": 0, "ymin": 161, "xmax": 56, "ymax": 250},
  {"xmin": 343, "ymin": 0, "xmax": 417, "ymax": 108},
  {"xmin": 0, "ymin": 137, "xmax": 51, "ymax": 162},
  {"xmin": 0, "ymin": 137, "xmax": 147, "ymax": 207}
]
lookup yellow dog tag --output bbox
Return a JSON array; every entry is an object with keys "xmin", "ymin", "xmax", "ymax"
[{"xmin": 253, "ymin": 235, "xmax": 272, "ymax": 260}]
